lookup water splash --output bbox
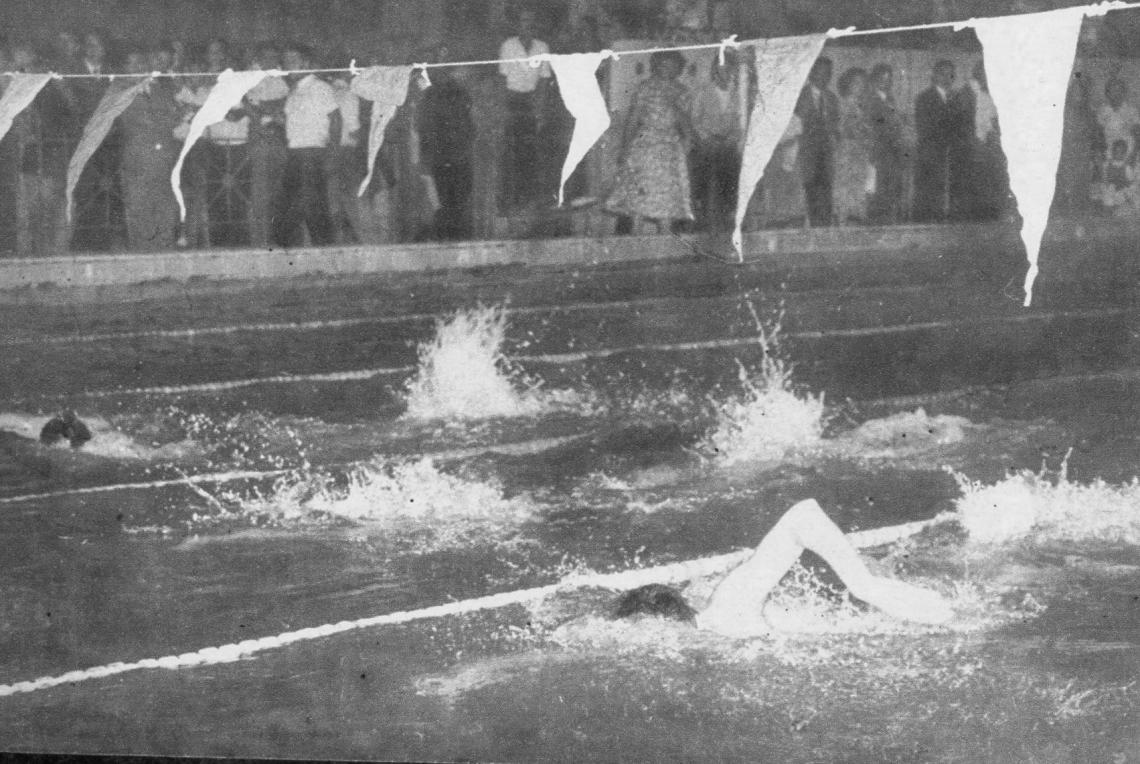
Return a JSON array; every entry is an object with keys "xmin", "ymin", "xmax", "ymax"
[
  {"xmin": 836, "ymin": 408, "xmax": 971, "ymax": 459},
  {"xmin": 199, "ymin": 457, "xmax": 534, "ymax": 549},
  {"xmin": 403, "ymin": 304, "xmax": 548, "ymax": 421},
  {"xmin": 952, "ymin": 457, "xmax": 1140, "ymax": 545},
  {"xmin": 701, "ymin": 317, "xmax": 825, "ymax": 465}
]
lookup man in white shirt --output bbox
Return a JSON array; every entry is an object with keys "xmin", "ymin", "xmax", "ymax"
[
  {"xmin": 277, "ymin": 43, "xmax": 341, "ymax": 246},
  {"xmin": 497, "ymin": 8, "xmax": 552, "ymax": 211}
]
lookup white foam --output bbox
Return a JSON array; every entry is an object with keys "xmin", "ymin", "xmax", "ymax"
[
  {"xmin": 403, "ymin": 304, "xmax": 588, "ymax": 421},
  {"xmin": 953, "ymin": 465, "xmax": 1140, "ymax": 546}
]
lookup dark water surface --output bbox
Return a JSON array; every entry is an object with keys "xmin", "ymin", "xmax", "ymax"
[{"xmin": 1, "ymin": 259, "xmax": 1139, "ymax": 761}]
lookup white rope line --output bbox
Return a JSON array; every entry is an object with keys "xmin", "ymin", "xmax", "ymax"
[
  {"xmin": 2, "ymin": 0, "xmax": 1135, "ymax": 82},
  {"xmin": 512, "ymin": 307, "xmax": 1130, "ymax": 364},
  {"xmin": 0, "ymin": 282, "xmax": 944, "ymax": 347},
  {"xmin": 25, "ymin": 306, "xmax": 1123, "ymax": 399},
  {"xmin": 0, "ymin": 432, "xmax": 597, "ymax": 506},
  {"xmin": 0, "ymin": 295, "xmax": 678, "ymax": 347},
  {"xmin": 0, "ymin": 468, "xmax": 293, "ymax": 505},
  {"xmin": 0, "ymin": 513, "xmax": 954, "ymax": 698},
  {"xmin": 79, "ymin": 365, "xmax": 417, "ymax": 398}
]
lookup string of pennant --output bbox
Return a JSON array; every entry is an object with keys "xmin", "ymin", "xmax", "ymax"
[
  {"xmin": 0, "ymin": 0, "xmax": 1136, "ymax": 307},
  {"xmin": 0, "ymin": 0, "xmax": 1137, "ymax": 81}
]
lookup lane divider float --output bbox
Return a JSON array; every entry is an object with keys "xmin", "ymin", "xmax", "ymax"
[{"xmin": 0, "ymin": 513, "xmax": 955, "ymax": 698}]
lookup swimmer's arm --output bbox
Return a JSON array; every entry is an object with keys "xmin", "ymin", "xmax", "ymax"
[{"xmin": 698, "ymin": 500, "xmax": 951, "ymax": 637}]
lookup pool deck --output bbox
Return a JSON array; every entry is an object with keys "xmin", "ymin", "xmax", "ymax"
[{"xmin": 1, "ymin": 216, "xmax": 1135, "ymax": 300}]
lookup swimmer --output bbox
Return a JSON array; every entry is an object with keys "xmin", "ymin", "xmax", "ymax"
[
  {"xmin": 39, "ymin": 410, "xmax": 93, "ymax": 449},
  {"xmin": 613, "ymin": 499, "xmax": 953, "ymax": 637}
]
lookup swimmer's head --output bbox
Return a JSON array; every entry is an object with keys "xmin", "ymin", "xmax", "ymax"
[{"xmin": 611, "ymin": 584, "xmax": 697, "ymax": 624}]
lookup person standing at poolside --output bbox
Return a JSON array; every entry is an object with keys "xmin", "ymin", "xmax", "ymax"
[
  {"xmin": 605, "ymin": 50, "xmax": 694, "ymax": 235},
  {"xmin": 498, "ymin": 7, "xmax": 552, "ymax": 212},
  {"xmin": 276, "ymin": 43, "xmax": 341, "ymax": 247}
]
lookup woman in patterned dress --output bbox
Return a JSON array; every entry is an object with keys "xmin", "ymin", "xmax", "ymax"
[{"xmin": 606, "ymin": 50, "xmax": 694, "ymax": 234}]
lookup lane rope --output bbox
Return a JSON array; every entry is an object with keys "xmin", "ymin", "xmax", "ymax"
[
  {"xmin": 41, "ymin": 306, "xmax": 1130, "ymax": 400},
  {"xmin": 0, "ymin": 513, "xmax": 954, "ymax": 698},
  {"xmin": 0, "ymin": 432, "xmax": 596, "ymax": 506},
  {"xmin": 0, "ymin": 283, "xmax": 940, "ymax": 347}
]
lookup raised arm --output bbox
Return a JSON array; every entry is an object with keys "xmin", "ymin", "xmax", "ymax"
[{"xmin": 698, "ymin": 499, "xmax": 951, "ymax": 636}]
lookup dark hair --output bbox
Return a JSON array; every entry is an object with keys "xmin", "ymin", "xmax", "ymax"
[
  {"xmin": 611, "ymin": 584, "xmax": 698, "ymax": 624},
  {"xmin": 650, "ymin": 50, "xmax": 686, "ymax": 77},
  {"xmin": 837, "ymin": 67, "xmax": 867, "ymax": 97},
  {"xmin": 934, "ymin": 59, "xmax": 955, "ymax": 75}
]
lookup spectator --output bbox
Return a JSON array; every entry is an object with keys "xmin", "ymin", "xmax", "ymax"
[
  {"xmin": 117, "ymin": 45, "xmax": 180, "ymax": 250},
  {"xmin": 326, "ymin": 56, "xmax": 380, "ymax": 244},
  {"xmin": 469, "ymin": 67, "xmax": 507, "ymax": 240},
  {"xmin": 832, "ymin": 66, "xmax": 873, "ymax": 226},
  {"xmin": 795, "ymin": 56, "xmax": 839, "ymax": 227},
  {"xmin": 1097, "ymin": 77, "xmax": 1140, "ymax": 161},
  {"xmin": 201, "ymin": 39, "xmax": 251, "ymax": 246},
  {"xmin": 418, "ymin": 59, "xmax": 475, "ymax": 240},
  {"xmin": 1097, "ymin": 138, "xmax": 1138, "ymax": 216},
  {"xmin": 866, "ymin": 63, "xmax": 905, "ymax": 225},
  {"xmin": 605, "ymin": 50, "xmax": 694, "ymax": 235},
  {"xmin": 69, "ymin": 31, "xmax": 118, "ymax": 251},
  {"xmin": 10, "ymin": 43, "xmax": 57, "ymax": 256},
  {"xmin": 689, "ymin": 50, "xmax": 744, "ymax": 232},
  {"xmin": 757, "ymin": 114, "xmax": 807, "ymax": 228},
  {"xmin": 497, "ymin": 7, "xmax": 552, "ymax": 211},
  {"xmin": 244, "ymin": 43, "xmax": 290, "ymax": 248},
  {"xmin": 52, "ymin": 31, "xmax": 83, "ymax": 73},
  {"xmin": 276, "ymin": 43, "xmax": 340, "ymax": 246},
  {"xmin": 913, "ymin": 59, "xmax": 959, "ymax": 223},
  {"xmin": 950, "ymin": 60, "xmax": 1005, "ymax": 221}
]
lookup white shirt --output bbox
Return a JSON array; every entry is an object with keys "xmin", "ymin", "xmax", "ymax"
[
  {"xmin": 1098, "ymin": 102, "xmax": 1140, "ymax": 158},
  {"xmin": 498, "ymin": 36, "xmax": 552, "ymax": 93},
  {"xmin": 284, "ymin": 74, "xmax": 339, "ymax": 149}
]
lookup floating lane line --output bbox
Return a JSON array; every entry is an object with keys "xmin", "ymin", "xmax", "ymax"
[
  {"xmin": 36, "ymin": 306, "xmax": 1133, "ymax": 400},
  {"xmin": 0, "ymin": 432, "xmax": 596, "ymax": 506},
  {"xmin": 0, "ymin": 283, "xmax": 941, "ymax": 347},
  {"xmin": 0, "ymin": 295, "xmax": 680, "ymax": 347},
  {"xmin": 0, "ymin": 513, "xmax": 954, "ymax": 698}
]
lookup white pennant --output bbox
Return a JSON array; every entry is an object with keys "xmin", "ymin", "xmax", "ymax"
[
  {"xmin": 66, "ymin": 78, "xmax": 151, "ymax": 222},
  {"xmin": 549, "ymin": 52, "xmax": 611, "ymax": 206},
  {"xmin": 0, "ymin": 72, "xmax": 53, "ymax": 146},
  {"xmin": 732, "ymin": 34, "xmax": 828, "ymax": 258},
  {"xmin": 972, "ymin": 8, "xmax": 1085, "ymax": 306},
  {"xmin": 350, "ymin": 65, "xmax": 413, "ymax": 197},
  {"xmin": 170, "ymin": 68, "xmax": 270, "ymax": 221}
]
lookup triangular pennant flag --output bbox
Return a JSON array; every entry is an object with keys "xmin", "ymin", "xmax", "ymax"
[
  {"xmin": 350, "ymin": 65, "xmax": 413, "ymax": 196},
  {"xmin": 733, "ymin": 34, "xmax": 828, "ymax": 258},
  {"xmin": 170, "ymin": 68, "xmax": 270, "ymax": 221},
  {"xmin": 549, "ymin": 52, "xmax": 610, "ymax": 206},
  {"xmin": 973, "ymin": 8, "xmax": 1085, "ymax": 306},
  {"xmin": 0, "ymin": 72, "xmax": 53, "ymax": 146},
  {"xmin": 66, "ymin": 77, "xmax": 151, "ymax": 223}
]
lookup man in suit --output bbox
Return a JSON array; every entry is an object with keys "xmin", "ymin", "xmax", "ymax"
[
  {"xmin": 796, "ymin": 57, "xmax": 840, "ymax": 226},
  {"xmin": 912, "ymin": 59, "xmax": 962, "ymax": 223},
  {"xmin": 866, "ymin": 63, "xmax": 905, "ymax": 224}
]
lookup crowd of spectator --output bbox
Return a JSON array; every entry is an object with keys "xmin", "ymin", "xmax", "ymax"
[{"xmin": 0, "ymin": 6, "xmax": 1138, "ymax": 257}]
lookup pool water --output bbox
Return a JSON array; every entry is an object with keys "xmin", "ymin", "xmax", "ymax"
[{"xmin": 0, "ymin": 261, "xmax": 1139, "ymax": 761}]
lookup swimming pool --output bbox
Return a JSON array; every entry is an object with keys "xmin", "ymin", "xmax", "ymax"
[{"xmin": 0, "ymin": 258, "xmax": 1138, "ymax": 761}]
